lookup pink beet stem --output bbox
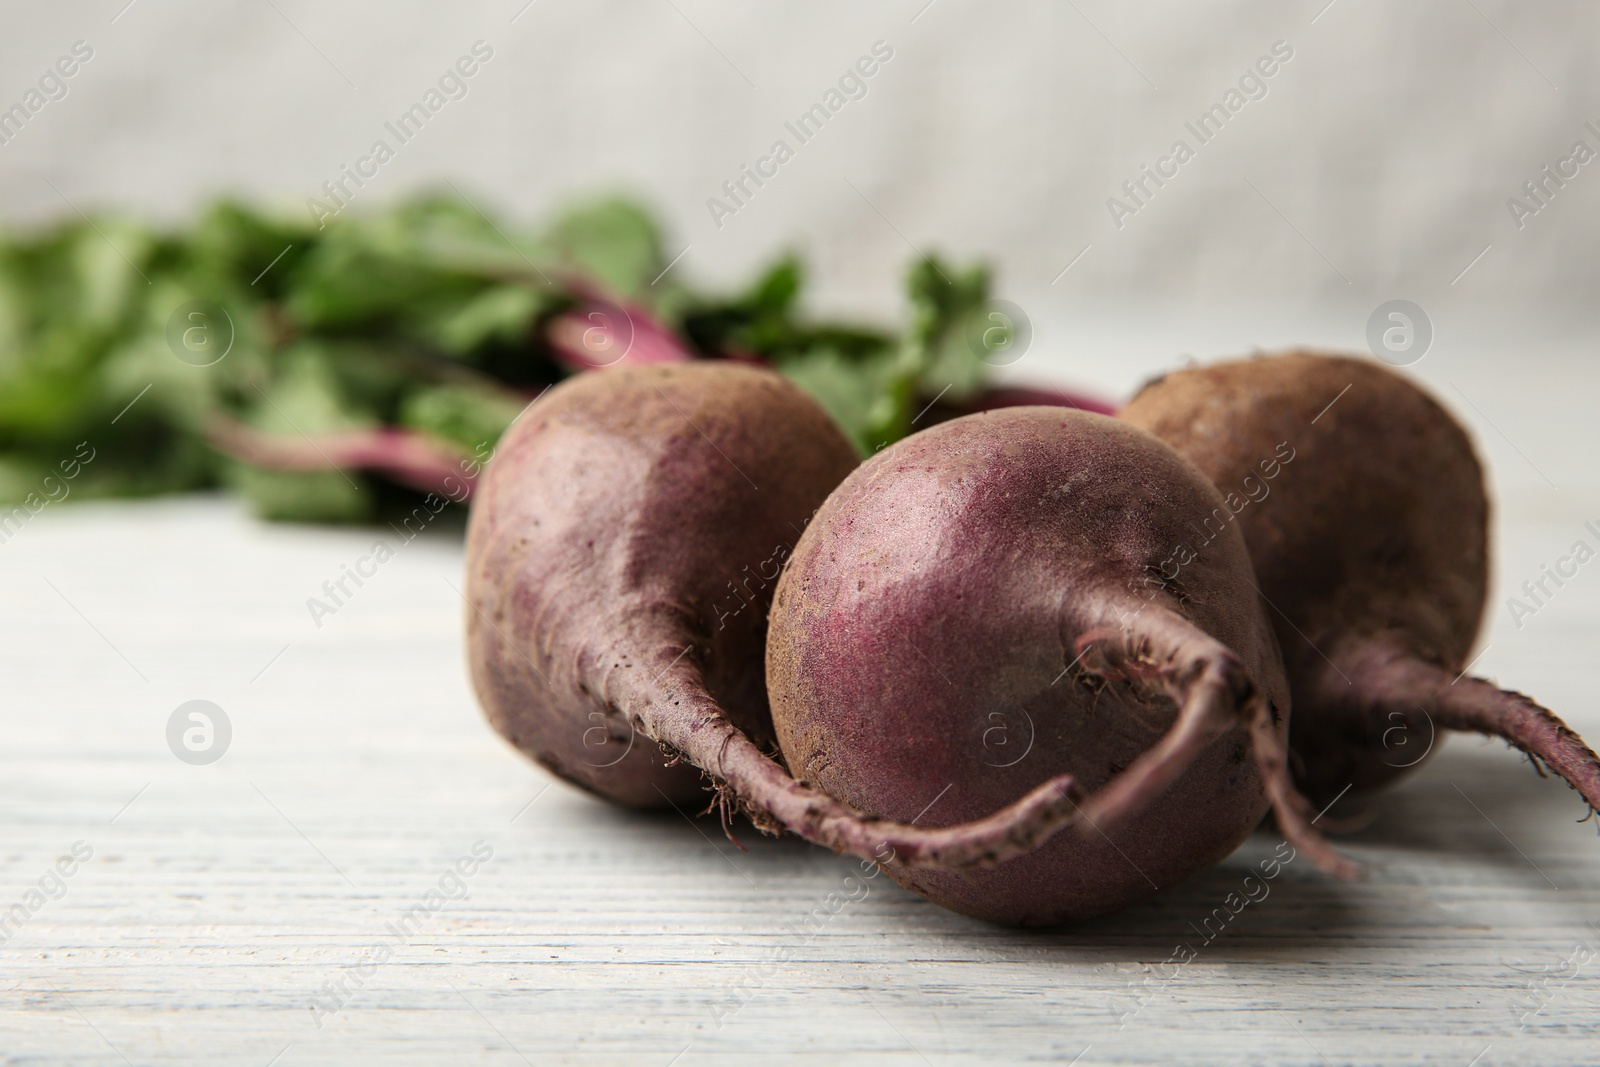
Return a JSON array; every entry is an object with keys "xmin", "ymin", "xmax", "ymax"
[
  {"xmin": 545, "ymin": 276, "xmax": 695, "ymax": 372},
  {"xmin": 205, "ymin": 414, "xmax": 475, "ymax": 499},
  {"xmin": 546, "ymin": 302, "xmax": 695, "ymax": 371}
]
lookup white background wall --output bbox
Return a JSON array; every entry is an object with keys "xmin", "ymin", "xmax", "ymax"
[{"xmin": 1, "ymin": 1, "xmax": 1595, "ymax": 456}]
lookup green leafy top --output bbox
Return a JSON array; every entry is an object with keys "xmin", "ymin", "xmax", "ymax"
[{"xmin": 0, "ymin": 192, "xmax": 1011, "ymax": 521}]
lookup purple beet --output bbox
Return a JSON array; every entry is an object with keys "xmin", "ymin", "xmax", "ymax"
[
  {"xmin": 1121, "ymin": 351, "xmax": 1600, "ymax": 817},
  {"xmin": 466, "ymin": 363, "xmax": 1090, "ymax": 867},
  {"xmin": 766, "ymin": 406, "xmax": 1344, "ymax": 926}
]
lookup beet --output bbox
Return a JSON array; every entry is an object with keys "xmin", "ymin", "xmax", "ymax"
[
  {"xmin": 765, "ymin": 406, "xmax": 1342, "ymax": 926},
  {"xmin": 465, "ymin": 363, "xmax": 1089, "ymax": 866},
  {"xmin": 1120, "ymin": 351, "xmax": 1600, "ymax": 816}
]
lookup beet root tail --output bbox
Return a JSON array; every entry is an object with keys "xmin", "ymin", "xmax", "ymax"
[
  {"xmin": 1246, "ymin": 693, "xmax": 1364, "ymax": 878},
  {"xmin": 1442, "ymin": 679, "xmax": 1600, "ymax": 816},
  {"xmin": 625, "ymin": 658, "xmax": 1086, "ymax": 870},
  {"xmin": 1357, "ymin": 642, "xmax": 1600, "ymax": 822},
  {"xmin": 1071, "ymin": 606, "xmax": 1357, "ymax": 878}
]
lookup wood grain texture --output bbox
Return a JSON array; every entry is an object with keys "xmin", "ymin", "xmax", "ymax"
[{"xmin": 2, "ymin": 490, "xmax": 1598, "ymax": 1066}]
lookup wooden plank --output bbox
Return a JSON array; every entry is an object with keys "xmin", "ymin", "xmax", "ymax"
[{"xmin": 2, "ymin": 474, "xmax": 1598, "ymax": 1065}]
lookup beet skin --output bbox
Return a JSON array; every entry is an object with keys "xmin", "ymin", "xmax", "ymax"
[
  {"xmin": 766, "ymin": 407, "xmax": 1336, "ymax": 926},
  {"xmin": 467, "ymin": 364, "xmax": 1091, "ymax": 867},
  {"xmin": 1121, "ymin": 352, "xmax": 1600, "ymax": 817}
]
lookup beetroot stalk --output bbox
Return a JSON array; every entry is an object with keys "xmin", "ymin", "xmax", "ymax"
[{"xmin": 205, "ymin": 414, "xmax": 474, "ymax": 498}]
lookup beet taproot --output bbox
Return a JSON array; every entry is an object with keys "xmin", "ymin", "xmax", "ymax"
[
  {"xmin": 466, "ymin": 363, "xmax": 1090, "ymax": 867},
  {"xmin": 766, "ymin": 406, "xmax": 1342, "ymax": 926},
  {"xmin": 1121, "ymin": 351, "xmax": 1600, "ymax": 816}
]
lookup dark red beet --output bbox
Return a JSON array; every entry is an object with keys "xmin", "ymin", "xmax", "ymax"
[
  {"xmin": 766, "ymin": 406, "xmax": 1343, "ymax": 926},
  {"xmin": 466, "ymin": 364, "xmax": 1092, "ymax": 867},
  {"xmin": 1121, "ymin": 351, "xmax": 1600, "ymax": 817}
]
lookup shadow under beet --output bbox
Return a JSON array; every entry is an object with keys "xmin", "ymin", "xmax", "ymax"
[
  {"xmin": 1329, "ymin": 733, "xmax": 1600, "ymax": 862},
  {"xmin": 548, "ymin": 725, "xmax": 1598, "ymax": 961}
]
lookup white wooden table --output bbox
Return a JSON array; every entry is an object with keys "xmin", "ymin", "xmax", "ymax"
[{"xmin": 4, "ymin": 341, "xmax": 1600, "ymax": 1065}]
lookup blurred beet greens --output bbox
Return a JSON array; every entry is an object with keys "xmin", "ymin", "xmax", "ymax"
[{"xmin": 0, "ymin": 193, "xmax": 1071, "ymax": 522}]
